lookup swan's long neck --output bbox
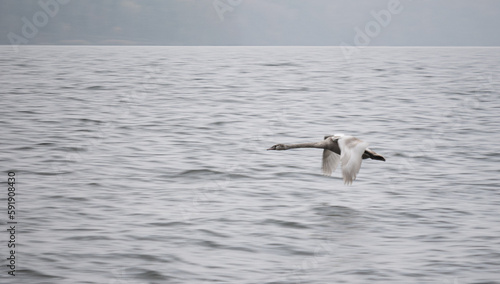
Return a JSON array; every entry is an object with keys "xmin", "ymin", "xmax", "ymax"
[{"xmin": 284, "ymin": 141, "xmax": 326, "ymax": 150}]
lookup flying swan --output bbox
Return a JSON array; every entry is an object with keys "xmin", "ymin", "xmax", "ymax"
[{"xmin": 267, "ymin": 134, "xmax": 385, "ymax": 185}]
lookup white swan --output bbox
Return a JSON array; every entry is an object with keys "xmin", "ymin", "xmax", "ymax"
[{"xmin": 267, "ymin": 134, "xmax": 385, "ymax": 185}]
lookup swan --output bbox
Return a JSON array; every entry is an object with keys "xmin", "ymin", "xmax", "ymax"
[{"xmin": 267, "ymin": 134, "xmax": 385, "ymax": 185}]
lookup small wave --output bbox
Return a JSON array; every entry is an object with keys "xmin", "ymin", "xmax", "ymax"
[
  {"xmin": 198, "ymin": 228, "xmax": 230, "ymax": 238},
  {"xmin": 179, "ymin": 169, "xmax": 223, "ymax": 176},
  {"xmin": 198, "ymin": 239, "xmax": 224, "ymax": 249},
  {"xmin": 64, "ymin": 235, "xmax": 113, "ymax": 241},
  {"xmin": 433, "ymin": 207, "xmax": 474, "ymax": 216},
  {"xmin": 260, "ymin": 62, "xmax": 300, "ymax": 67},
  {"xmin": 209, "ymin": 121, "xmax": 225, "ymax": 126},
  {"xmin": 225, "ymin": 245, "xmax": 256, "ymax": 253},
  {"xmin": 147, "ymin": 221, "xmax": 187, "ymax": 227},
  {"xmin": 67, "ymin": 95, "xmax": 86, "ymax": 101},
  {"xmin": 49, "ymin": 195, "xmax": 89, "ymax": 202},
  {"xmin": 13, "ymin": 146, "xmax": 34, "ymax": 151},
  {"xmin": 177, "ymin": 169, "xmax": 252, "ymax": 179},
  {"xmin": 276, "ymin": 87, "xmax": 310, "ymax": 92},
  {"xmin": 55, "ymin": 146, "xmax": 87, "ymax": 152},
  {"xmin": 400, "ymin": 212, "xmax": 425, "ymax": 219},
  {"xmin": 85, "ymin": 85, "xmax": 106, "ymax": 90},
  {"xmin": 79, "ymin": 118, "xmax": 104, "ymax": 124},
  {"xmin": 276, "ymin": 171, "xmax": 303, "ymax": 178},
  {"xmin": 36, "ymin": 171, "xmax": 65, "ymax": 176},
  {"xmin": 197, "ymin": 239, "xmax": 256, "ymax": 253},
  {"xmin": 135, "ymin": 269, "xmax": 171, "ymax": 281},
  {"xmin": 262, "ymin": 218, "xmax": 309, "ymax": 229},
  {"xmin": 19, "ymin": 110, "xmax": 38, "ymax": 114},
  {"xmin": 18, "ymin": 268, "xmax": 63, "ymax": 279},
  {"xmin": 36, "ymin": 142, "xmax": 55, "ymax": 146},
  {"xmin": 314, "ymin": 205, "xmax": 359, "ymax": 218},
  {"xmin": 68, "ymin": 196, "xmax": 90, "ymax": 202},
  {"xmin": 268, "ymin": 242, "xmax": 315, "ymax": 256}
]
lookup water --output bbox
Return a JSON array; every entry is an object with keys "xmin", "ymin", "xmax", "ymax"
[{"xmin": 1, "ymin": 46, "xmax": 500, "ymax": 284}]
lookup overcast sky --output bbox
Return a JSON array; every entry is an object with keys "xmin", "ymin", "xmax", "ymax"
[{"xmin": 1, "ymin": 0, "xmax": 499, "ymax": 46}]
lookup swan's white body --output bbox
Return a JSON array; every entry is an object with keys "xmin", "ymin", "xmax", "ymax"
[
  {"xmin": 322, "ymin": 135, "xmax": 369, "ymax": 185},
  {"xmin": 267, "ymin": 134, "xmax": 385, "ymax": 185}
]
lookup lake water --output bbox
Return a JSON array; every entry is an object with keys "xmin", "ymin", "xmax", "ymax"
[{"xmin": 1, "ymin": 46, "xmax": 500, "ymax": 284}]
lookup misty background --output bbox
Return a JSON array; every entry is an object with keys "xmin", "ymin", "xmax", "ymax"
[{"xmin": 1, "ymin": 0, "xmax": 500, "ymax": 46}]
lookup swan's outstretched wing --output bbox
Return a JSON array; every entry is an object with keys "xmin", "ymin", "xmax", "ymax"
[
  {"xmin": 338, "ymin": 136, "xmax": 369, "ymax": 185},
  {"xmin": 322, "ymin": 149, "xmax": 340, "ymax": 176}
]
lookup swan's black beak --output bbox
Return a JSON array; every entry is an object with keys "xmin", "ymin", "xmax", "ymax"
[{"xmin": 267, "ymin": 145, "xmax": 276, "ymax": 150}]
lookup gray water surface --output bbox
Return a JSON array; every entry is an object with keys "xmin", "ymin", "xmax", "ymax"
[{"xmin": 1, "ymin": 46, "xmax": 500, "ymax": 284}]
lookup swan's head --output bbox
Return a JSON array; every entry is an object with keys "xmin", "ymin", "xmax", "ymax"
[{"xmin": 267, "ymin": 144, "xmax": 287, "ymax": 150}]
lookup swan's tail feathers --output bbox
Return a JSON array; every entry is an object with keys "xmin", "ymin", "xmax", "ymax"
[
  {"xmin": 322, "ymin": 149, "xmax": 340, "ymax": 176},
  {"xmin": 364, "ymin": 148, "xmax": 386, "ymax": 161},
  {"xmin": 338, "ymin": 136, "xmax": 369, "ymax": 185}
]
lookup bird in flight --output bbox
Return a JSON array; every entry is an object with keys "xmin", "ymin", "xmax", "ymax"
[{"xmin": 267, "ymin": 134, "xmax": 385, "ymax": 185}]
